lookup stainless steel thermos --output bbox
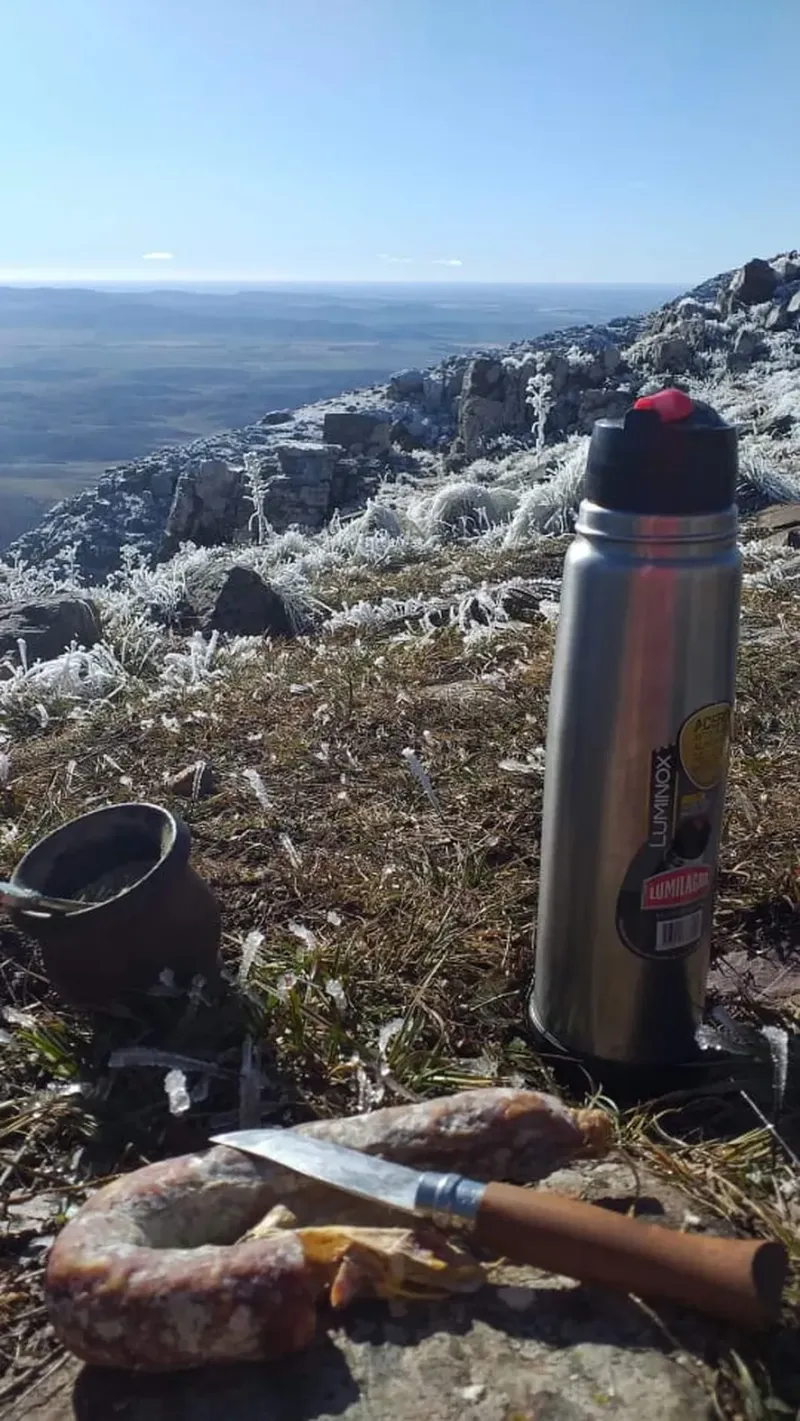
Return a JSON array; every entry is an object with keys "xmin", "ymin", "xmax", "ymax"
[{"xmin": 529, "ymin": 388, "xmax": 742, "ymax": 1066}]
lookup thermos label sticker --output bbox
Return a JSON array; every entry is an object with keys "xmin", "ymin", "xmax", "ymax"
[
  {"xmin": 678, "ymin": 702, "xmax": 731, "ymax": 790},
  {"xmin": 615, "ymin": 701, "xmax": 732, "ymax": 961},
  {"xmin": 641, "ymin": 864, "xmax": 711, "ymax": 910}
]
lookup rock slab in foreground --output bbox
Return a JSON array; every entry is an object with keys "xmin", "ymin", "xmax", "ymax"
[{"xmin": 6, "ymin": 1163, "xmax": 717, "ymax": 1421}]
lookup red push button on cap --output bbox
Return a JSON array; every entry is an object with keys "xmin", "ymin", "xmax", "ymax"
[{"xmin": 633, "ymin": 388, "xmax": 694, "ymax": 422}]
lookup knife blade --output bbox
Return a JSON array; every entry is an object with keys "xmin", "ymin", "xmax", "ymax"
[
  {"xmin": 212, "ymin": 1126, "xmax": 787, "ymax": 1331},
  {"xmin": 210, "ymin": 1128, "xmax": 485, "ymax": 1224}
]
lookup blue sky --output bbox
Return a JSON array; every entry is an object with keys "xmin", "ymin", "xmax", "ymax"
[{"xmin": 1, "ymin": 0, "xmax": 798, "ymax": 285}]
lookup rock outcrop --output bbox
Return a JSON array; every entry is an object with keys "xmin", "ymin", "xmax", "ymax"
[{"xmin": 8, "ymin": 247, "xmax": 800, "ymax": 582}]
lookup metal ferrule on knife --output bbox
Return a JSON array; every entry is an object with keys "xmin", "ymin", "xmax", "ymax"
[{"xmin": 414, "ymin": 1172, "xmax": 486, "ymax": 1230}]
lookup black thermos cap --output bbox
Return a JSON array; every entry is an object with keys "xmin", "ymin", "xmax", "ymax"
[{"xmin": 585, "ymin": 388, "xmax": 738, "ymax": 516}]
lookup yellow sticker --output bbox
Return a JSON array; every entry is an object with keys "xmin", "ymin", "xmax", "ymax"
[{"xmin": 679, "ymin": 703, "xmax": 732, "ymax": 790}]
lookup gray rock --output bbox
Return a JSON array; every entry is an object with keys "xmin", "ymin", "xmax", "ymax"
[
  {"xmin": 7, "ymin": 1158, "xmax": 722, "ymax": 1421},
  {"xmin": 422, "ymin": 372, "xmax": 446, "ymax": 411},
  {"xmin": 576, "ymin": 385, "xmax": 632, "ymax": 430},
  {"xmin": 750, "ymin": 499, "xmax": 800, "ymax": 532},
  {"xmin": 275, "ymin": 440, "xmax": 341, "ymax": 491},
  {"xmin": 457, "ymin": 357, "xmax": 530, "ymax": 459},
  {"xmin": 9, "ymin": 450, "xmax": 183, "ymax": 581},
  {"xmin": 442, "ymin": 360, "xmax": 467, "ymax": 403},
  {"xmin": 764, "ymin": 302, "xmax": 791, "ymax": 332},
  {"xmin": 323, "ymin": 412, "xmax": 391, "ymax": 452},
  {"xmin": 675, "ymin": 297, "xmax": 712, "ymax": 320},
  {"xmin": 648, "ymin": 333, "xmax": 693, "ymax": 373},
  {"xmin": 259, "ymin": 410, "xmax": 294, "ymax": 426},
  {"xmin": 771, "ymin": 254, "xmax": 800, "ymax": 284},
  {"xmin": 161, "ymin": 459, "xmax": 246, "ymax": 560},
  {"xmin": 729, "ymin": 258, "xmax": 779, "ymax": 307},
  {"xmin": 270, "ymin": 441, "xmax": 347, "ymax": 527},
  {"xmin": 0, "ymin": 597, "xmax": 100, "ymax": 666},
  {"xmin": 764, "ymin": 286, "xmax": 800, "ymax": 332},
  {"xmin": 387, "ymin": 369, "xmax": 425, "ymax": 401},
  {"xmin": 182, "ymin": 564, "xmax": 296, "ymax": 638},
  {"xmin": 729, "ymin": 326, "xmax": 762, "ymax": 367},
  {"xmin": 602, "ymin": 343, "xmax": 622, "ymax": 376}
]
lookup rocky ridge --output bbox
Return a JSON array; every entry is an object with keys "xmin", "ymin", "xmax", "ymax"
[{"xmin": 8, "ymin": 250, "xmax": 800, "ymax": 583}]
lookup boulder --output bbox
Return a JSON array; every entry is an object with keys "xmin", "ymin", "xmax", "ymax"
[
  {"xmin": 576, "ymin": 385, "xmax": 632, "ymax": 431},
  {"xmin": 759, "ymin": 527, "xmax": 800, "ymax": 550},
  {"xmin": 271, "ymin": 441, "xmax": 343, "ymax": 524},
  {"xmin": 648, "ymin": 332, "xmax": 693, "ymax": 373},
  {"xmin": 442, "ymin": 360, "xmax": 467, "ymax": 403},
  {"xmin": 0, "ymin": 597, "xmax": 100, "ymax": 666},
  {"xmin": 625, "ymin": 327, "xmax": 694, "ymax": 375},
  {"xmin": 771, "ymin": 253, "xmax": 800, "ymax": 284},
  {"xmin": 456, "ymin": 357, "xmax": 530, "ymax": 459},
  {"xmin": 182, "ymin": 564, "xmax": 297, "ymax": 638},
  {"xmin": 675, "ymin": 297, "xmax": 712, "ymax": 320},
  {"xmin": 323, "ymin": 412, "xmax": 391, "ymax": 452},
  {"xmin": 764, "ymin": 302, "xmax": 791, "ymax": 332},
  {"xmin": 161, "ymin": 459, "xmax": 246, "ymax": 559},
  {"xmin": 728, "ymin": 326, "xmax": 762, "ymax": 367},
  {"xmin": 387, "ymin": 369, "xmax": 425, "ymax": 401},
  {"xmin": 258, "ymin": 410, "xmax": 294, "ymax": 426},
  {"xmin": 729, "ymin": 258, "xmax": 779, "ymax": 307},
  {"xmin": 763, "ymin": 286, "xmax": 800, "ymax": 332}
]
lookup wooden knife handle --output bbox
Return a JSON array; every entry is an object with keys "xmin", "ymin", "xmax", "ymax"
[{"xmin": 473, "ymin": 1183, "xmax": 787, "ymax": 1330}]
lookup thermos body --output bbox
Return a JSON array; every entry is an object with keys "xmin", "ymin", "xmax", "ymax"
[{"xmin": 529, "ymin": 391, "xmax": 742, "ymax": 1066}]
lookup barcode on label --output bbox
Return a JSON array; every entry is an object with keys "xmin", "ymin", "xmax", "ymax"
[{"xmin": 655, "ymin": 910, "xmax": 703, "ymax": 952}]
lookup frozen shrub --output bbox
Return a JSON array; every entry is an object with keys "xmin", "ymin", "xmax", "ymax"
[
  {"xmin": 408, "ymin": 482, "xmax": 518, "ymax": 539},
  {"xmin": 503, "ymin": 439, "xmax": 588, "ymax": 544},
  {"xmin": 332, "ymin": 501, "xmax": 405, "ymax": 552},
  {"xmin": 736, "ymin": 449, "xmax": 800, "ymax": 515}
]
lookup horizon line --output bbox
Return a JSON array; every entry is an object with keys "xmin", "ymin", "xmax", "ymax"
[{"xmin": 0, "ymin": 273, "xmax": 688, "ymax": 289}]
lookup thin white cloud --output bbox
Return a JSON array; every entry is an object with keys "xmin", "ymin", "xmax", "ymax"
[
  {"xmin": 432, "ymin": 258, "xmax": 463, "ymax": 267},
  {"xmin": 377, "ymin": 253, "xmax": 414, "ymax": 264},
  {"xmin": 141, "ymin": 251, "xmax": 175, "ymax": 261}
]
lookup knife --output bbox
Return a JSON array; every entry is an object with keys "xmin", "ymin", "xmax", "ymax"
[{"xmin": 211, "ymin": 1128, "xmax": 787, "ymax": 1331}]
